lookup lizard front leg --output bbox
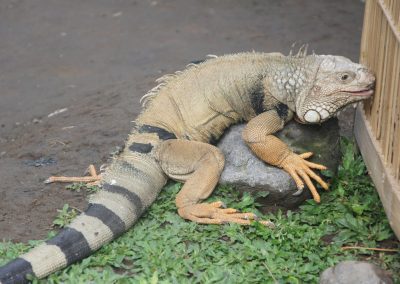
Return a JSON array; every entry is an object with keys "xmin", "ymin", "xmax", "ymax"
[
  {"xmin": 242, "ymin": 110, "xmax": 329, "ymax": 203},
  {"xmin": 156, "ymin": 139, "xmax": 273, "ymax": 226}
]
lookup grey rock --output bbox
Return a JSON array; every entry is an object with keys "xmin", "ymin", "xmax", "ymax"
[
  {"xmin": 218, "ymin": 118, "xmax": 341, "ymax": 208},
  {"xmin": 319, "ymin": 261, "xmax": 393, "ymax": 284}
]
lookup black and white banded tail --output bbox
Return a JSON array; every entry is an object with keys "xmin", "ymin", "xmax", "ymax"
[{"xmin": 0, "ymin": 151, "xmax": 167, "ymax": 283}]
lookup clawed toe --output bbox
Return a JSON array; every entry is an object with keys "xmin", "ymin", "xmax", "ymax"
[
  {"xmin": 178, "ymin": 201, "xmax": 272, "ymax": 227},
  {"xmin": 260, "ymin": 220, "xmax": 275, "ymax": 228},
  {"xmin": 281, "ymin": 152, "xmax": 330, "ymax": 203}
]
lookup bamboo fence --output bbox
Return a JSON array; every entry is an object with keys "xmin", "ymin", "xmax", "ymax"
[{"xmin": 354, "ymin": 0, "xmax": 400, "ymax": 239}]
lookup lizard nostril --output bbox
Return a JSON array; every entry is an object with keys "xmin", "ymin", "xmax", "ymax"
[{"xmin": 367, "ymin": 82, "xmax": 376, "ymax": 90}]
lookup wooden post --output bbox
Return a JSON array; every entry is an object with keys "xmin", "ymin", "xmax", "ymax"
[
  {"xmin": 355, "ymin": 106, "xmax": 400, "ymax": 239},
  {"xmin": 354, "ymin": 0, "xmax": 400, "ymax": 239}
]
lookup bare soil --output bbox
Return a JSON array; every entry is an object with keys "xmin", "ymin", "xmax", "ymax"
[{"xmin": 0, "ymin": 0, "xmax": 365, "ymax": 242}]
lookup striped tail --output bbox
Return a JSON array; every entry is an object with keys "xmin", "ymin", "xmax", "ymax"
[{"xmin": 0, "ymin": 153, "xmax": 167, "ymax": 283}]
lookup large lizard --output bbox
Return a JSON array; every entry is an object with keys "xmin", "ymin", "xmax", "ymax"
[{"xmin": 0, "ymin": 50, "xmax": 375, "ymax": 283}]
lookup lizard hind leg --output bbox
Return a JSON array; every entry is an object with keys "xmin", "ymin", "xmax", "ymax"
[
  {"xmin": 156, "ymin": 139, "xmax": 273, "ymax": 227},
  {"xmin": 45, "ymin": 164, "xmax": 101, "ymax": 186}
]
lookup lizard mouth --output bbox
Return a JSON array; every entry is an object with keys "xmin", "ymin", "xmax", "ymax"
[
  {"xmin": 345, "ymin": 82, "xmax": 375, "ymax": 97},
  {"xmin": 347, "ymin": 89, "xmax": 374, "ymax": 97}
]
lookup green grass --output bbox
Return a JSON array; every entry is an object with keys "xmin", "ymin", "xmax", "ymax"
[
  {"xmin": 65, "ymin": 182, "xmax": 100, "ymax": 194},
  {"xmin": 1, "ymin": 140, "xmax": 399, "ymax": 283},
  {"xmin": 52, "ymin": 204, "xmax": 79, "ymax": 229}
]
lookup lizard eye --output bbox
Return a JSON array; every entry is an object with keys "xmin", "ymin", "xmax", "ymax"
[{"xmin": 337, "ymin": 72, "xmax": 354, "ymax": 83}]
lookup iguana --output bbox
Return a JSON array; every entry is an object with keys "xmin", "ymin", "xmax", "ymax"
[{"xmin": 0, "ymin": 50, "xmax": 375, "ymax": 283}]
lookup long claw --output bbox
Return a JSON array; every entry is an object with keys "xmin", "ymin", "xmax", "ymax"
[{"xmin": 292, "ymin": 187, "xmax": 304, "ymax": 196}]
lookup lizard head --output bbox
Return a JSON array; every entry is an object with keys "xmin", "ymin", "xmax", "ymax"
[{"xmin": 295, "ymin": 55, "xmax": 375, "ymax": 124}]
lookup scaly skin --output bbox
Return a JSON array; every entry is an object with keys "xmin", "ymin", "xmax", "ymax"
[{"xmin": 0, "ymin": 51, "xmax": 375, "ymax": 283}]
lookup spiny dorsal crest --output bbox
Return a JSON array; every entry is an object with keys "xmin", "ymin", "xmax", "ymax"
[
  {"xmin": 288, "ymin": 43, "xmax": 313, "ymax": 58},
  {"xmin": 139, "ymin": 49, "xmax": 316, "ymax": 108}
]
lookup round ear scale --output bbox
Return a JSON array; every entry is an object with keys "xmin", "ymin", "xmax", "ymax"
[{"xmin": 304, "ymin": 110, "xmax": 321, "ymax": 123}]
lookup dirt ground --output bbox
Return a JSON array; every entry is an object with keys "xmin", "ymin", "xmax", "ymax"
[{"xmin": 0, "ymin": 0, "xmax": 365, "ymax": 242}]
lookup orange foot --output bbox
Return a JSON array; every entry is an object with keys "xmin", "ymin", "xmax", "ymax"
[
  {"xmin": 178, "ymin": 201, "xmax": 275, "ymax": 227},
  {"xmin": 45, "ymin": 164, "xmax": 101, "ymax": 186},
  {"xmin": 280, "ymin": 152, "xmax": 329, "ymax": 203}
]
